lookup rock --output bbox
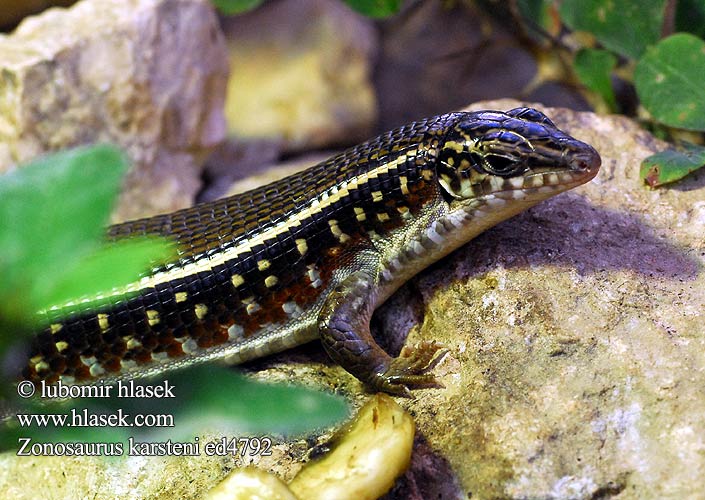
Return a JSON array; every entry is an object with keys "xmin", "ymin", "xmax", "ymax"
[
  {"xmin": 3, "ymin": 102, "xmax": 703, "ymax": 499},
  {"xmin": 224, "ymin": 101, "xmax": 705, "ymax": 499},
  {"xmin": 385, "ymin": 99, "xmax": 705, "ymax": 499},
  {"xmin": 199, "ymin": 138, "xmax": 284, "ymax": 202},
  {"xmin": 0, "ymin": 1, "xmax": 76, "ymax": 30},
  {"xmin": 0, "ymin": 0, "xmax": 228, "ymax": 222},
  {"xmin": 220, "ymin": 0, "xmax": 377, "ymax": 152},
  {"xmin": 0, "ymin": 450, "xmax": 230, "ymax": 499}
]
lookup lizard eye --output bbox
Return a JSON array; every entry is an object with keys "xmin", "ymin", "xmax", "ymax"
[{"xmin": 481, "ymin": 154, "xmax": 526, "ymax": 177}]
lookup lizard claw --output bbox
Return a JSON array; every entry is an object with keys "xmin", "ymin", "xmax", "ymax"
[{"xmin": 369, "ymin": 341, "xmax": 448, "ymax": 396}]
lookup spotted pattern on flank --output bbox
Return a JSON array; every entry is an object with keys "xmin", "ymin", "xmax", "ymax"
[
  {"xmin": 25, "ymin": 115, "xmax": 438, "ymax": 384},
  {"xmin": 295, "ymin": 239, "xmax": 308, "ymax": 256},
  {"xmin": 97, "ymin": 314, "xmax": 109, "ymax": 332},
  {"xmin": 20, "ymin": 108, "xmax": 597, "ymax": 387},
  {"xmin": 146, "ymin": 310, "xmax": 160, "ymax": 326},
  {"xmin": 195, "ymin": 304, "xmax": 208, "ymax": 320}
]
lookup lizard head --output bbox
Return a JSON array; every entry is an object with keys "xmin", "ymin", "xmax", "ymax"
[{"xmin": 436, "ymin": 107, "xmax": 600, "ymax": 208}]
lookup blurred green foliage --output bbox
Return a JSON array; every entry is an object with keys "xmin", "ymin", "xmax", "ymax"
[
  {"xmin": 212, "ymin": 0, "xmax": 401, "ymax": 17},
  {"xmin": 560, "ymin": 0, "xmax": 664, "ymax": 59},
  {"xmin": 1, "ymin": 367, "xmax": 349, "ymax": 451},
  {"xmin": 635, "ymin": 33, "xmax": 705, "ymax": 131},
  {"xmin": 339, "ymin": 0, "xmax": 401, "ymax": 17},
  {"xmin": 0, "ymin": 146, "xmax": 348, "ymax": 452},
  {"xmin": 514, "ymin": 0, "xmax": 705, "ymax": 186},
  {"xmin": 0, "ymin": 146, "xmax": 170, "ymax": 351},
  {"xmin": 573, "ymin": 48, "xmax": 617, "ymax": 111},
  {"xmin": 211, "ymin": 0, "xmax": 264, "ymax": 15}
]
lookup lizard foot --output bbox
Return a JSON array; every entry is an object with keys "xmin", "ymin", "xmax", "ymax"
[{"xmin": 370, "ymin": 341, "xmax": 449, "ymax": 397}]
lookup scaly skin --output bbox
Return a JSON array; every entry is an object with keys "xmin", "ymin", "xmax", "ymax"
[{"xmin": 22, "ymin": 107, "xmax": 600, "ymax": 395}]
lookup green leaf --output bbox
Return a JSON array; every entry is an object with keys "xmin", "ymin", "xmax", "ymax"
[
  {"xmin": 169, "ymin": 366, "xmax": 350, "ymax": 436},
  {"xmin": 40, "ymin": 237, "xmax": 176, "ymax": 316},
  {"xmin": 0, "ymin": 145, "xmax": 127, "ymax": 323},
  {"xmin": 1, "ymin": 367, "xmax": 350, "ymax": 452},
  {"xmin": 516, "ymin": 0, "xmax": 559, "ymax": 39},
  {"xmin": 573, "ymin": 48, "xmax": 618, "ymax": 111},
  {"xmin": 640, "ymin": 143, "xmax": 705, "ymax": 188},
  {"xmin": 211, "ymin": 0, "xmax": 264, "ymax": 15},
  {"xmin": 517, "ymin": 0, "xmax": 549, "ymax": 23},
  {"xmin": 560, "ymin": 0, "xmax": 666, "ymax": 59},
  {"xmin": 343, "ymin": 0, "xmax": 401, "ymax": 18},
  {"xmin": 635, "ymin": 33, "xmax": 705, "ymax": 131},
  {"xmin": 676, "ymin": 0, "xmax": 705, "ymax": 39}
]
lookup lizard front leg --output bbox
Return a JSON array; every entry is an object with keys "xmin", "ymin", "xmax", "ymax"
[{"xmin": 317, "ymin": 269, "xmax": 446, "ymax": 396}]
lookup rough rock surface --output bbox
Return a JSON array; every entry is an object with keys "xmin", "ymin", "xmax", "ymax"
[
  {"xmin": 220, "ymin": 0, "xmax": 377, "ymax": 152},
  {"xmin": 2, "ymin": 102, "xmax": 703, "ymax": 499},
  {"xmin": 228, "ymin": 100, "xmax": 705, "ymax": 499},
  {"xmin": 0, "ymin": 1, "xmax": 76, "ymax": 29},
  {"xmin": 0, "ymin": 0, "xmax": 228, "ymax": 221},
  {"xmin": 384, "ymin": 99, "xmax": 705, "ymax": 499}
]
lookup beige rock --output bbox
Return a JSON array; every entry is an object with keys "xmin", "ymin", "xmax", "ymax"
[
  {"xmin": 0, "ymin": 0, "xmax": 76, "ymax": 29},
  {"xmin": 392, "ymin": 99, "xmax": 705, "ymax": 499},
  {"xmin": 3, "ymin": 102, "xmax": 704, "ymax": 499},
  {"xmin": 0, "ymin": 0, "xmax": 228, "ymax": 221},
  {"xmin": 221, "ymin": 0, "xmax": 377, "ymax": 152},
  {"xmin": 204, "ymin": 467, "xmax": 298, "ymax": 500},
  {"xmin": 0, "ymin": 450, "xmax": 230, "ymax": 499},
  {"xmin": 229, "ymin": 101, "xmax": 705, "ymax": 499}
]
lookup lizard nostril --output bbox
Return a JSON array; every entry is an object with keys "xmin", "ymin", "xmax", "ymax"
[{"xmin": 571, "ymin": 147, "xmax": 601, "ymax": 173}]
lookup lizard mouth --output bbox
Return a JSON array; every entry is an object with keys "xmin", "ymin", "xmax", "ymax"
[
  {"xmin": 454, "ymin": 161, "xmax": 601, "ymax": 206},
  {"xmin": 492, "ymin": 143, "xmax": 601, "ymax": 202},
  {"xmin": 448, "ymin": 140, "xmax": 601, "ymax": 204}
]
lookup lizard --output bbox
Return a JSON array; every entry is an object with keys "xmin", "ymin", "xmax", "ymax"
[{"xmin": 21, "ymin": 107, "xmax": 600, "ymax": 396}]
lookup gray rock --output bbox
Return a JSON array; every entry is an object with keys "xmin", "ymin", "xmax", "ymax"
[
  {"xmin": 374, "ymin": 2, "xmax": 591, "ymax": 131},
  {"xmin": 0, "ymin": 0, "xmax": 228, "ymax": 222}
]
